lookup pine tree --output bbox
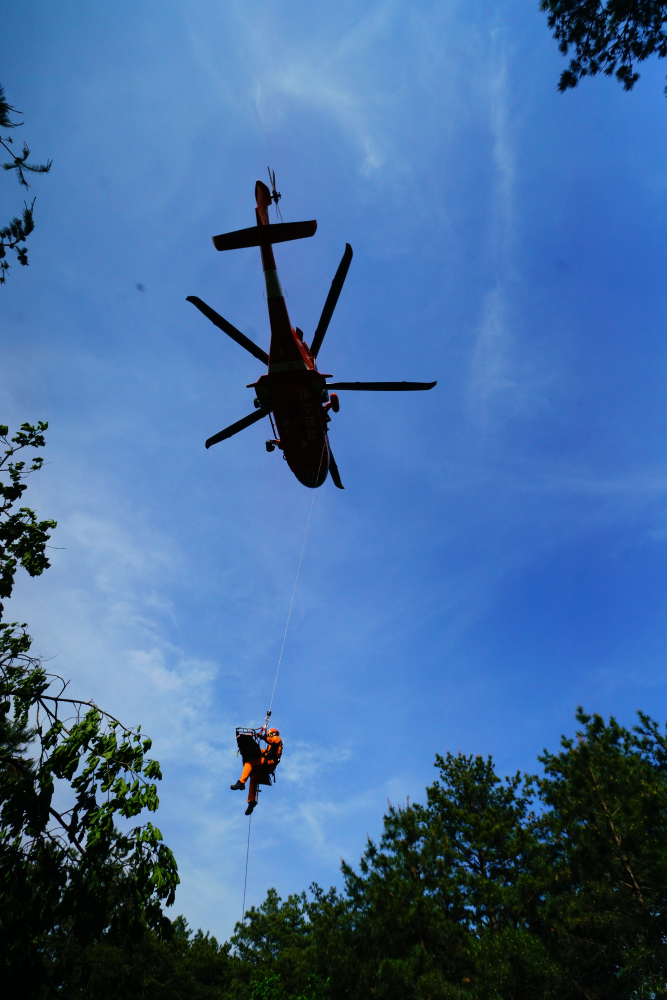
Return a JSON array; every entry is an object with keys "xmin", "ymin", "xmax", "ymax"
[
  {"xmin": 541, "ymin": 0, "xmax": 667, "ymax": 93},
  {"xmin": 0, "ymin": 84, "xmax": 51, "ymax": 284}
]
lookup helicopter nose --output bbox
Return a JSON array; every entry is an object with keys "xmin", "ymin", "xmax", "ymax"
[{"xmin": 293, "ymin": 465, "xmax": 328, "ymax": 489}]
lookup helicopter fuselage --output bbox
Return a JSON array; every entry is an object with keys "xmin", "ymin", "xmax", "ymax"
[
  {"xmin": 249, "ymin": 188, "xmax": 332, "ymax": 488},
  {"xmin": 193, "ymin": 176, "xmax": 436, "ymax": 487}
]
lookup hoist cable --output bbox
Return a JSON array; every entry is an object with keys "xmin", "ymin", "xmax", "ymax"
[
  {"xmin": 243, "ymin": 448, "xmax": 325, "ymax": 923},
  {"xmin": 268, "ymin": 445, "xmax": 325, "ymax": 714},
  {"xmin": 241, "ymin": 812, "xmax": 252, "ymax": 923}
]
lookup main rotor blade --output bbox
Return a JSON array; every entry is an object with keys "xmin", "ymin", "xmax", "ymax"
[
  {"xmin": 326, "ymin": 380, "xmax": 437, "ymax": 391},
  {"xmin": 311, "ymin": 243, "xmax": 353, "ymax": 359},
  {"xmin": 205, "ymin": 408, "xmax": 270, "ymax": 449},
  {"xmin": 328, "ymin": 447, "xmax": 344, "ymax": 490},
  {"xmin": 187, "ymin": 296, "xmax": 269, "ymax": 365}
]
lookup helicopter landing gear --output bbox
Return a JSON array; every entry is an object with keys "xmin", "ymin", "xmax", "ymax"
[{"xmin": 266, "ymin": 439, "xmax": 282, "ymax": 452}]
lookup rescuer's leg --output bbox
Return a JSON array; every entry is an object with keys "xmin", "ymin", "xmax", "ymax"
[{"xmin": 230, "ymin": 758, "xmax": 261, "ymax": 790}]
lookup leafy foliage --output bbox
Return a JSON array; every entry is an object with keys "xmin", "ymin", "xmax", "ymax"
[
  {"xmin": 337, "ymin": 753, "xmax": 555, "ymax": 999},
  {"xmin": 540, "ymin": 0, "xmax": 667, "ymax": 92},
  {"xmin": 0, "ymin": 83, "xmax": 51, "ymax": 283},
  {"xmin": 2, "ymin": 427, "xmax": 667, "ymax": 997},
  {"xmin": 74, "ymin": 917, "xmax": 235, "ymax": 999},
  {"xmin": 6, "ymin": 694, "xmax": 665, "ymax": 997},
  {"xmin": 535, "ymin": 707, "xmax": 667, "ymax": 997},
  {"xmin": 232, "ymin": 885, "xmax": 344, "ymax": 998},
  {"xmin": 0, "ymin": 625, "xmax": 180, "ymax": 991},
  {"xmin": 0, "ymin": 85, "xmax": 21, "ymax": 130},
  {"xmin": 0, "ymin": 421, "xmax": 57, "ymax": 611},
  {"xmin": 0, "ymin": 422, "xmax": 179, "ymax": 995}
]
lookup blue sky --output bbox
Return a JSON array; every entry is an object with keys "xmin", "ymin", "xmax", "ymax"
[{"xmin": 3, "ymin": 0, "xmax": 667, "ymax": 939}]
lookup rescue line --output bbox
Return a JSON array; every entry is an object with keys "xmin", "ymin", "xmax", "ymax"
[
  {"xmin": 206, "ymin": 170, "xmax": 435, "ymax": 916},
  {"xmin": 231, "ymin": 443, "xmax": 324, "ymax": 819}
]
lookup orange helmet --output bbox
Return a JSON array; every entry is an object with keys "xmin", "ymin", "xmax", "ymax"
[{"xmin": 269, "ymin": 728, "xmax": 280, "ymax": 736}]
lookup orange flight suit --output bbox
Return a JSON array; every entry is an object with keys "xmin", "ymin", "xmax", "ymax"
[{"xmin": 240, "ymin": 733, "xmax": 283, "ymax": 803}]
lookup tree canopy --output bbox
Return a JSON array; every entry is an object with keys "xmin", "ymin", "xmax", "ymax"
[
  {"xmin": 0, "ymin": 423, "xmax": 179, "ymax": 995},
  {"xmin": 64, "ymin": 708, "xmax": 667, "ymax": 999},
  {"xmin": 3, "ymin": 424, "xmax": 667, "ymax": 997},
  {"xmin": 223, "ymin": 711, "xmax": 667, "ymax": 999},
  {"xmin": 541, "ymin": 0, "xmax": 667, "ymax": 92},
  {"xmin": 540, "ymin": 0, "xmax": 667, "ymax": 91}
]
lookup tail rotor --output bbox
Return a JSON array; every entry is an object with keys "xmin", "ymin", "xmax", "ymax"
[{"xmin": 267, "ymin": 167, "xmax": 283, "ymax": 222}]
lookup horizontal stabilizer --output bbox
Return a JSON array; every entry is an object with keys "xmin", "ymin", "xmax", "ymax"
[
  {"xmin": 205, "ymin": 408, "xmax": 270, "ymax": 449},
  {"xmin": 212, "ymin": 220, "xmax": 317, "ymax": 252},
  {"xmin": 326, "ymin": 381, "xmax": 437, "ymax": 391}
]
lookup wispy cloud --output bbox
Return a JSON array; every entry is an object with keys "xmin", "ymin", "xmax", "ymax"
[{"xmin": 468, "ymin": 31, "xmax": 521, "ymax": 426}]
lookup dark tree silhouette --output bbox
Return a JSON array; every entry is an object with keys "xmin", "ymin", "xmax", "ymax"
[
  {"xmin": 0, "ymin": 84, "xmax": 51, "ymax": 284},
  {"xmin": 0, "ymin": 423, "xmax": 179, "ymax": 993},
  {"xmin": 541, "ymin": 0, "xmax": 667, "ymax": 92}
]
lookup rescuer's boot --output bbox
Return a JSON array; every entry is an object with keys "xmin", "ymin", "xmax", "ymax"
[
  {"xmin": 245, "ymin": 801, "xmax": 257, "ymax": 815},
  {"xmin": 230, "ymin": 781, "xmax": 246, "ymax": 790}
]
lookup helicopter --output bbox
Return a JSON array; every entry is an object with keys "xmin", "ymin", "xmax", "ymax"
[{"xmin": 187, "ymin": 172, "xmax": 436, "ymax": 489}]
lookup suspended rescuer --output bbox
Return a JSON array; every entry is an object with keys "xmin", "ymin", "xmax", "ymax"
[{"xmin": 231, "ymin": 728, "xmax": 283, "ymax": 815}]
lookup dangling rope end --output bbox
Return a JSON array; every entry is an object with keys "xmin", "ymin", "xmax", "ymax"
[{"xmin": 241, "ymin": 812, "xmax": 252, "ymax": 923}]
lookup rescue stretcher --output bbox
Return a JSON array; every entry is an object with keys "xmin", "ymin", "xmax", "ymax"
[{"xmin": 236, "ymin": 727, "xmax": 277, "ymax": 787}]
